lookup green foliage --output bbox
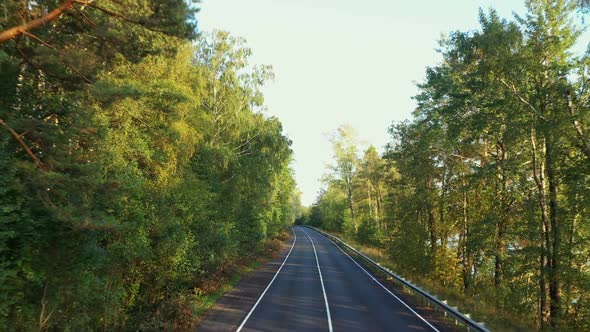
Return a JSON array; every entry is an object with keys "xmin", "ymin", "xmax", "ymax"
[
  {"xmin": 0, "ymin": 4, "xmax": 298, "ymax": 329},
  {"xmin": 309, "ymin": 1, "xmax": 590, "ymax": 330}
]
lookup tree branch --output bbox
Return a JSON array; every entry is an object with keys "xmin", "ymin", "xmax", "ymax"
[
  {"xmin": 15, "ymin": 46, "xmax": 82, "ymax": 84},
  {"xmin": 72, "ymin": 5, "xmax": 96, "ymax": 26},
  {"xmin": 0, "ymin": 118, "xmax": 45, "ymax": 170},
  {"xmin": 74, "ymin": 1, "xmax": 170, "ymax": 35},
  {"xmin": 22, "ymin": 31, "xmax": 92, "ymax": 83},
  {"xmin": 0, "ymin": 0, "xmax": 76, "ymax": 44},
  {"xmin": 566, "ymin": 90, "xmax": 590, "ymax": 160},
  {"xmin": 498, "ymin": 77, "xmax": 545, "ymax": 120}
]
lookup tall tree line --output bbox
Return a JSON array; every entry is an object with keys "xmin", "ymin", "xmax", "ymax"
[
  {"xmin": 0, "ymin": 1, "xmax": 299, "ymax": 329},
  {"xmin": 308, "ymin": 1, "xmax": 590, "ymax": 329}
]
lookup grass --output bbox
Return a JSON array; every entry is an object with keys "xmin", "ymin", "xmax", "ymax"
[{"xmin": 193, "ymin": 261, "xmax": 262, "ymax": 318}]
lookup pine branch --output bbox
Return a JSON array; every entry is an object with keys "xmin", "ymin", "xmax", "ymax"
[
  {"xmin": 0, "ymin": 0, "xmax": 76, "ymax": 43},
  {"xmin": 0, "ymin": 118, "xmax": 45, "ymax": 170},
  {"xmin": 15, "ymin": 47, "xmax": 73, "ymax": 83},
  {"xmin": 73, "ymin": 1, "xmax": 171, "ymax": 35},
  {"xmin": 71, "ymin": 5, "xmax": 97, "ymax": 26},
  {"xmin": 22, "ymin": 31, "xmax": 92, "ymax": 84}
]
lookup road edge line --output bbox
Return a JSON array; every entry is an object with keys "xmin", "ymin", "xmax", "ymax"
[
  {"xmin": 302, "ymin": 228, "xmax": 334, "ymax": 332},
  {"xmin": 308, "ymin": 228, "xmax": 440, "ymax": 332},
  {"xmin": 236, "ymin": 228, "xmax": 297, "ymax": 332}
]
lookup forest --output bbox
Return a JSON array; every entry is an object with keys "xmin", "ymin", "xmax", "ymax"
[
  {"xmin": 305, "ymin": 1, "xmax": 590, "ymax": 330},
  {"xmin": 0, "ymin": 0, "xmax": 300, "ymax": 330},
  {"xmin": 3, "ymin": 0, "xmax": 590, "ymax": 331}
]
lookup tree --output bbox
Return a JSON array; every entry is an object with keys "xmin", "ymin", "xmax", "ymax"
[
  {"xmin": 356, "ymin": 146, "xmax": 388, "ymax": 232},
  {"xmin": 310, "ymin": 1, "xmax": 590, "ymax": 329},
  {"xmin": 329, "ymin": 124, "xmax": 361, "ymax": 230},
  {"xmin": 1, "ymin": 7, "xmax": 299, "ymax": 327}
]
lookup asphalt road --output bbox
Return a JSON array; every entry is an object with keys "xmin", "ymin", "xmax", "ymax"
[{"xmin": 236, "ymin": 226, "xmax": 439, "ymax": 332}]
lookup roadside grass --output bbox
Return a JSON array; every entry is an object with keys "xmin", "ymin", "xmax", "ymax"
[
  {"xmin": 315, "ymin": 228, "xmax": 535, "ymax": 332},
  {"xmin": 190, "ymin": 232, "xmax": 288, "ymax": 326},
  {"xmin": 193, "ymin": 272, "xmax": 242, "ymax": 318},
  {"xmin": 193, "ymin": 260, "xmax": 263, "ymax": 319}
]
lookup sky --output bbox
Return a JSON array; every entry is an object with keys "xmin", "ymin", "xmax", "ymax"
[{"xmin": 197, "ymin": 0, "xmax": 584, "ymax": 206}]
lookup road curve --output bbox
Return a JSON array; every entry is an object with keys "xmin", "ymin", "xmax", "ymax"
[{"xmin": 236, "ymin": 226, "xmax": 438, "ymax": 332}]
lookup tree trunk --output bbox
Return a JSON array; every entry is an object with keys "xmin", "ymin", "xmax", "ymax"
[
  {"xmin": 347, "ymin": 174, "xmax": 355, "ymax": 223},
  {"xmin": 564, "ymin": 194, "xmax": 578, "ymax": 317},
  {"xmin": 565, "ymin": 90, "xmax": 590, "ymax": 160},
  {"xmin": 546, "ymin": 137, "xmax": 561, "ymax": 328},
  {"xmin": 367, "ymin": 183, "xmax": 373, "ymax": 219},
  {"xmin": 439, "ymin": 166, "xmax": 446, "ymax": 237},
  {"xmin": 428, "ymin": 207, "xmax": 437, "ymax": 255},
  {"xmin": 375, "ymin": 185, "xmax": 383, "ymax": 231},
  {"xmin": 532, "ymin": 128, "xmax": 551, "ymax": 328},
  {"xmin": 494, "ymin": 141, "xmax": 507, "ymax": 288},
  {"xmin": 460, "ymin": 179, "xmax": 472, "ymax": 292}
]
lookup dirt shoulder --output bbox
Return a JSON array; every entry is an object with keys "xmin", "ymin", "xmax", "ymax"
[{"xmin": 196, "ymin": 232, "xmax": 294, "ymax": 331}]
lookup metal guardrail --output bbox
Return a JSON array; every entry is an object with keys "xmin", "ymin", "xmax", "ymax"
[{"xmin": 303, "ymin": 225, "xmax": 491, "ymax": 332}]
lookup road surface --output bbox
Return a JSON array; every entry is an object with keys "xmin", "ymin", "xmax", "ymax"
[{"xmin": 232, "ymin": 226, "xmax": 440, "ymax": 332}]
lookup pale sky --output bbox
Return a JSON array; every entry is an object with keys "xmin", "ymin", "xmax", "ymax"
[{"xmin": 197, "ymin": 0, "xmax": 586, "ymax": 206}]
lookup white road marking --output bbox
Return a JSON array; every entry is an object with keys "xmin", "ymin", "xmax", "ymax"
[
  {"xmin": 236, "ymin": 229, "xmax": 297, "ymax": 332},
  {"xmin": 302, "ymin": 228, "xmax": 334, "ymax": 332},
  {"xmin": 308, "ymin": 229, "xmax": 440, "ymax": 332}
]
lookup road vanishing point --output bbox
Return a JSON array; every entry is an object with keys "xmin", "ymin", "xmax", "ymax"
[{"xmin": 200, "ymin": 226, "xmax": 444, "ymax": 332}]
